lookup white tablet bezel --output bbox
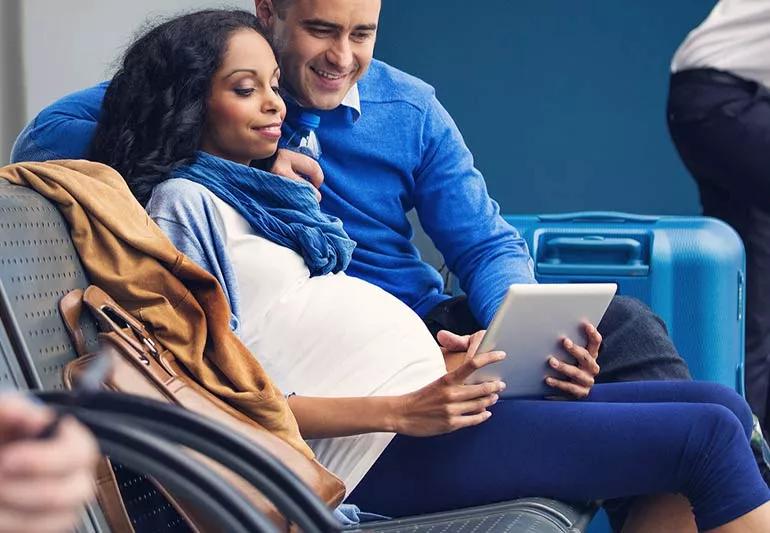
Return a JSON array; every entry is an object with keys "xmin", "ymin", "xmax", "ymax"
[{"xmin": 465, "ymin": 283, "xmax": 617, "ymax": 398}]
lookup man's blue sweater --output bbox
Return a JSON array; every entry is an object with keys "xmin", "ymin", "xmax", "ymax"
[{"xmin": 11, "ymin": 59, "xmax": 534, "ymax": 326}]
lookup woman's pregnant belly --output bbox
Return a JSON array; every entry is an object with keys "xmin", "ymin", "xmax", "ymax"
[
  {"xmin": 240, "ymin": 271, "xmax": 446, "ymax": 398},
  {"xmin": 240, "ymin": 272, "xmax": 448, "ymax": 494}
]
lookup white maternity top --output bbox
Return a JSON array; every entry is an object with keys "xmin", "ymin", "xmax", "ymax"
[{"xmin": 206, "ymin": 193, "xmax": 447, "ymax": 494}]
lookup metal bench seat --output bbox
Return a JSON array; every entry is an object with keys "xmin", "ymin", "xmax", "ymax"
[{"xmin": 0, "ymin": 178, "xmax": 596, "ymax": 532}]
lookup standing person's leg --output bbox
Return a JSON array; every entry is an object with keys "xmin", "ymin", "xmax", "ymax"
[
  {"xmin": 698, "ymin": 182, "xmax": 770, "ymax": 432},
  {"xmin": 348, "ymin": 383, "xmax": 769, "ymax": 530},
  {"xmin": 667, "ymin": 70, "xmax": 770, "ymax": 428},
  {"xmin": 749, "ymin": 210, "xmax": 770, "ymax": 430}
]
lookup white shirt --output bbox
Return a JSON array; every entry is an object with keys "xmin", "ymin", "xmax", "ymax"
[
  {"xmin": 671, "ymin": 0, "xmax": 770, "ymax": 88},
  {"xmin": 206, "ymin": 193, "xmax": 447, "ymax": 495}
]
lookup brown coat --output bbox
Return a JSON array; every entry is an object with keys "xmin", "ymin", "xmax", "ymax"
[{"xmin": 0, "ymin": 159, "xmax": 313, "ymax": 458}]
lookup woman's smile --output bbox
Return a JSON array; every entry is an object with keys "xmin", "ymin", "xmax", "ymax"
[{"xmin": 253, "ymin": 122, "xmax": 283, "ymax": 140}]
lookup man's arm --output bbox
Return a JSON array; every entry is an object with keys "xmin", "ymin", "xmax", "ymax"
[
  {"xmin": 11, "ymin": 82, "xmax": 109, "ymax": 163},
  {"xmin": 10, "ymin": 84, "xmax": 327, "ymax": 199},
  {"xmin": 414, "ymin": 94, "xmax": 535, "ymax": 327}
]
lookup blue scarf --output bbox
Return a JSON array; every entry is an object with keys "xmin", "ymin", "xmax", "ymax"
[{"xmin": 172, "ymin": 151, "xmax": 355, "ymax": 276}]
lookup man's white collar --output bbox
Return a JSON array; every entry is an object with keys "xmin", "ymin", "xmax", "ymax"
[{"xmin": 341, "ymin": 84, "xmax": 361, "ymax": 119}]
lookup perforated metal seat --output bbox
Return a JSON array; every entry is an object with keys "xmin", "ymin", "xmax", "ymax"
[
  {"xmin": 0, "ymin": 309, "xmax": 25, "ymax": 390},
  {"xmin": 352, "ymin": 498, "xmax": 594, "ymax": 532},
  {"xmin": 0, "ymin": 179, "xmax": 190, "ymax": 533}
]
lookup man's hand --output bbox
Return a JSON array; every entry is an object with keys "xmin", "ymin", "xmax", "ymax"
[
  {"xmin": 0, "ymin": 394, "xmax": 99, "ymax": 533},
  {"xmin": 546, "ymin": 322, "xmax": 602, "ymax": 399},
  {"xmin": 437, "ymin": 329, "xmax": 486, "ymax": 372},
  {"xmin": 269, "ymin": 149, "xmax": 324, "ymax": 201}
]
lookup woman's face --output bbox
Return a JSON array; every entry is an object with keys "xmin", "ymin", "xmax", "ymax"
[{"xmin": 201, "ymin": 28, "xmax": 286, "ymax": 165}]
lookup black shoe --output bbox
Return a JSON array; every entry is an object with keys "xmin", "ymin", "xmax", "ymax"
[{"xmin": 750, "ymin": 414, "xmax": 770, "ymax": 487}]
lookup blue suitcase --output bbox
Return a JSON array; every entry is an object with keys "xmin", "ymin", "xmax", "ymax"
[{"xmin": 502, "ymin": 212, "xmax": 746, "ymax": 393}]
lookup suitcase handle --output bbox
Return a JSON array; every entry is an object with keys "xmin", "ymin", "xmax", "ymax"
[
  {"xmin": 538, "ymin": 236, "xmax": 650, "ymax": 276},
  {"xmin": 537, "ymin": 211, "xmax": 660, "ymax": 224}
]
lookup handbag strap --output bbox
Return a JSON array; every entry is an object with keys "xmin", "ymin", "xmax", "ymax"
[
  {"xmin": 82, "ymin": 286, "xmax": 161, "ymax": 360},
  {"xmin": 59, "ymin": 289, "xmax": 88, "ymax": 357},
  {"xmin": 77, "ymin": 286, "xmax": 179, "ymax": 377},
  {"xmin": 59, "ymin": 286, "xmax": 161, "ymax": 362},
  {"xmin": 94, "ymin": 458, "xmax": 135, "ymax": 533}
]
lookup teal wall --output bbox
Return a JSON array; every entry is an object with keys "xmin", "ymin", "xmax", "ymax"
[{"xmin": 375, "ymin": 1, "xmax": 716, "ymax": 215}]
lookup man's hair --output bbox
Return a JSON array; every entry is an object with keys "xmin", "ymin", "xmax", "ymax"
[
  {"xmin": 89, "ymin": 9, "xmax": 269, "ymax": 205},
  {"xmin": 272, "ymin": 0, "xmax": 292, "ymax": 19}
]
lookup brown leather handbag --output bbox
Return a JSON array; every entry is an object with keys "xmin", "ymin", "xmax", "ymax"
[{"xmin": 60, "ymin": 285, "xmax": 346, "ymax": 532}]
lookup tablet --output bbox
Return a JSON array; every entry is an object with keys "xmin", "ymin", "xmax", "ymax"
[{"xmin": 465, "ymin": 283, "xmax": 617, "ymax": 398}]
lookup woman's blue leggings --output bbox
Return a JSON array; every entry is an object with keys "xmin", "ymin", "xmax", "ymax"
[{"xmin": 347, "ymin": 381, "xmax": 770, "ymax": 531}]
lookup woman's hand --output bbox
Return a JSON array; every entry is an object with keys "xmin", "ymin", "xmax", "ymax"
[
  {"xmin": 288, "ymin": 331, "xmax": 504, "ymax": 439},
  {"xmin": 545, "ymin": 322, "xmax": 602, "ymax": 399},
  {"xmin": 391, "ymin": 332, "xmax": 506, "ymax": 437}
]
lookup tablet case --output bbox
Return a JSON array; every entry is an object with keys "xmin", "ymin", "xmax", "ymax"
[{"xmin": 503, "ymin": 212, "xmax": 745, "ymax": 393}]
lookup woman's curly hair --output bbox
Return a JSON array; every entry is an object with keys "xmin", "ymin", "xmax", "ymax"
[{"xmin": 89, "ymin": 9, "xmax": 267, "ymax": 205}]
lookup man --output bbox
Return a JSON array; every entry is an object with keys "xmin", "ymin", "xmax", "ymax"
[
  {"xmin": 0, "ymin": 394, "xmax": 98, "ymax": 533},
  {"xmin": 11, "ymin": 0, "xmax": 689, "ymax": 394},
  {"xmin": 667, "ymin": 0, "xmax": 770, "ymax": 432}
]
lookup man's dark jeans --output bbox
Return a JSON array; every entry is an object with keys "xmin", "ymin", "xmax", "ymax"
[{"xmin": 668, "ymin": 67, "xmax": 770, "ymax": 430}]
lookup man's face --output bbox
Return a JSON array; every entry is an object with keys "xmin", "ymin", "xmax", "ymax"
[{"xmin": 263, "ymin": 0, "xmax": 381, "ymax": 110}]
